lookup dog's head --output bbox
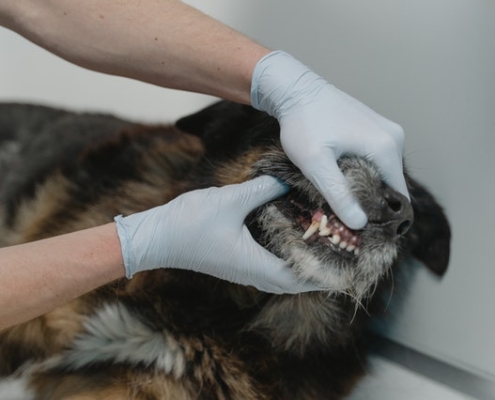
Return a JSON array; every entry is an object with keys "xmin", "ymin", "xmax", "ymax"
[{"xmin": 177, "ymin": 101, "xmax": 450, "ymax": 301}]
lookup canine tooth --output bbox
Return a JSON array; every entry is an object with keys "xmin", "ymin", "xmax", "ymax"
[
  {"xmin": 318, "ymin": 215, "xmax": 331, "ymax": 236},
  {"xmin": 319, "ymin": 215, "xmax": 328, "ymax": 230},
  {"xmin": 302, "ymin": 221, "xmax": 320, "ymax": 240}
]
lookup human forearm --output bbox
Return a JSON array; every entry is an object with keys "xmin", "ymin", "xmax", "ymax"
[
  {"xmin": 0, "ymin": 177, "xmax": 319, "ymax": 331},
  {"xmin": 0, "ymin": 0, "xmax": 269, "ymax": 104},
  {"xmin": 0, "ymin": 223, "xmax": 124, "ymax": 330}
]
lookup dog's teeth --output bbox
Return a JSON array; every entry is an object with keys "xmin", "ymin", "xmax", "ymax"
[
  {"xmin": 319, "ymin": 228, "xmax": 332, "ymax": 236},
  {"xmin": 318, "ymin": 215, "xmax": 332, "ymax": 236},
  {"xmin": 319, "ymin": 215, "xmax": 328, "ymax": 230},
  {"xmin": 330, "ymin": 234, "xmax": 341, "ymax": 245},
  {"xmin": 354, "ymin": 248, "xmax": 360, "ymax": 256},
  {"xmin": 302, "ymin": 220, "xmax": 320, "ymax": 240},
  {"xmin": 346, "ymin": 245, "xmax": 356, "ymax": 252},
  {"xmin": 339, "ymin": 240, "xmax": 348, "ymax": 249}
]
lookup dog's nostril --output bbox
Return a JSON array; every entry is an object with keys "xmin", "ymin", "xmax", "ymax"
[
  {"xmin": 373, "ymin": 188, "xmax": 414, "ymax": 237},
  {"xmin": 385, "ymin": 194, "xmax": 403, "ymax": 213},
  {"xmin": 397, "ymin": 219, "xmax": 412, "ymax": 236}
]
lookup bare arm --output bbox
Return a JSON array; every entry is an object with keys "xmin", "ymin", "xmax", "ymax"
[
  {"xmin": 0, "ymin": 223, "xmax": 124, "ymax": 330},
  {"xmin": 0, "ymin": 1, "xmax": 285, "ymax": 331},
  {"xmin": 0, "ymin": 0, "xmax": 269, "ymax": 104}
]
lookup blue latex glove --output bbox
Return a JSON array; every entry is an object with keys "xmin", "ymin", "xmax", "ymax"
[
  {"xmin": 115, "ymin": 176, "xmax": 319, "ymax": 294},
  {"xmin": 251, "ymin": 51, "xmax": 409, "ymax": 230}
]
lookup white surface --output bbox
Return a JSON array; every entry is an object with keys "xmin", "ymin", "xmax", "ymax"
[
  {"xmin": 349, "ymin": 356, "xmax": 474, "ymax": 400},
  {"xmin": 1, "ymin": 0, "xmax": 494, "ymax": 384}
]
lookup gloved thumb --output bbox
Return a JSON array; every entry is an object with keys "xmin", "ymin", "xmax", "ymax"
[
  {"xmin": 232, "ymin": 176, "xmax": 289, "ymax": 216},
  {"xmin": 237, "ymin": 226, "xmax": 323, "ymax": 294}
]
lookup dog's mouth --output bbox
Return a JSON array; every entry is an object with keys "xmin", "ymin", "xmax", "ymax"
[
  {"xmin": 249, "ymin": 154, "xmax": 405, "ymax": 297},
  {"xmin": 247, "ymin": 183, "xmax": 361, "ymax": 260},
  {"xmin": 283, "ymin": 188, "xmax": 361, "ymax": 258}
]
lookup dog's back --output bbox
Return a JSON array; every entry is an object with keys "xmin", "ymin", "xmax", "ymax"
[{"xmin": 0, "ymin": 101, "xmax": 450, "ymax": 400}]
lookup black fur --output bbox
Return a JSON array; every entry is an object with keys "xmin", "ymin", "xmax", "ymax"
[{"xmin": 0, "ymin": 101, "xmax": 451, "ymax": 399}]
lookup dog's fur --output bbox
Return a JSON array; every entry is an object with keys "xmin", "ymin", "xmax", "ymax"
[{"xmin": 0, "ymin": 101, "xmax": 450, "ymax": 399}]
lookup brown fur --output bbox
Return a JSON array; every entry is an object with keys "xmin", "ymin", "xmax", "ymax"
[{"xmin": 0, "ymin": 101, "xmax": 451, "ymax": 399}]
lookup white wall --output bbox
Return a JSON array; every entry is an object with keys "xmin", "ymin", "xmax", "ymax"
[{"xmin": 1, "ymin": 0, "xmax": 494, "ymax": 383}]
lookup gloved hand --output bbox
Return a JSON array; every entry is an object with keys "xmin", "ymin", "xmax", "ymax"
[
  {"xmin": 115, "ymin": 175, "xmax": 319, "ymax": 294},
  {"xmin": 251, "ymin": 51, "xmax": 409, "ymax": 230}
]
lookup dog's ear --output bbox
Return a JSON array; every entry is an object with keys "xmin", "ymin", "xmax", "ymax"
[
  {"xmin": 406, "ymin": 177, "xmax": 451, "ymax": 276},
  {"xmin": 175, "ymin": 101, "xmax": 268, "ymax": 154}
]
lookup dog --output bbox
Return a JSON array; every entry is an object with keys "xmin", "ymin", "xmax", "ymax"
[{"xmin": 0, "ymin": 101, "xmax": 450, "ymax": 399}]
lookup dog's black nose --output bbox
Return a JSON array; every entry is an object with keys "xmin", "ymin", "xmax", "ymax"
[{"xmin": 368, "ymin": 187, "xmax": 413, "ymax": 237}]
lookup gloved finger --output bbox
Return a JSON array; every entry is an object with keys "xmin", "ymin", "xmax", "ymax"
[
  {"xmin": 371, "ymin": 114, "xmax": 406, "ymax": 151},
  {"xmin": 237, "ymin": 228, "xmax": 324, "ymax": 294},
  {"xmin": 344, "ymin": 88, "xmax": 406, "ymax": 149},
  {"xmin": 361, "ymin": 110, "xmax": 409, "ymax": 199},
  {"xmin": 298, "ymin": 150, "xmax": 368, "ymax": 230},
  {"xmin": 231, "ymin": 175, "xmax": 289, "ymax": 216},
  {"xmin": 260, "ymin": 264, "xmax": 325, "ymax": 294},
  {"xmin": 370, "ymin": 147, "xmax": 410, "ymax": 201},
  {"xmin": 379, "ymin": 165, "xmax": 410, "ymax": 201}
]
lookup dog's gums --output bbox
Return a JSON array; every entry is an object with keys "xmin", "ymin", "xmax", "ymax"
[
  {"xmin": 301, "ymin": 212, "xmax": 360, "ymax": 254},
  {"xmin": 279, "ymin": 187, "xmax": 362, "ymax": 256}
]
